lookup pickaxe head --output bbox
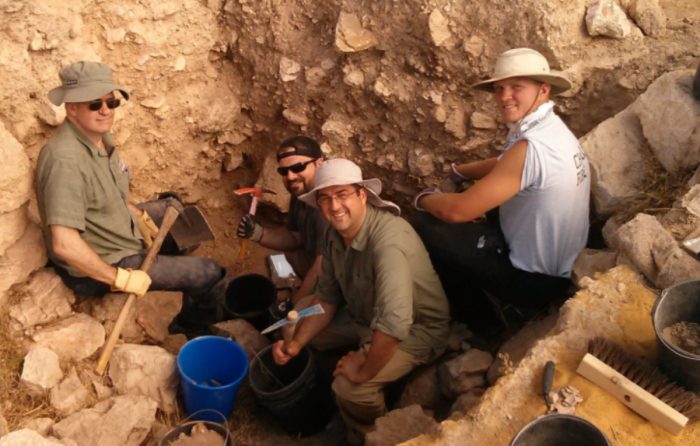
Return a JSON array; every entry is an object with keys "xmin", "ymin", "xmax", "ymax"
[
  {"xmin": 234, "ymin": 186, "xmax": 277, "ymax": 197},
  {"xmin": 260, "ymin": 304, "xmax": 325, "ymax": 334},
  {"xmin": 165, "ymin": 197, "xmax": 191, "ymax": 227}
]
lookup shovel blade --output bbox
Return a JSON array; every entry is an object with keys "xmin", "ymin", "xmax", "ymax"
[{"xmin": 169, "ymin": 206, "xmax": 215, "ymax": 251}]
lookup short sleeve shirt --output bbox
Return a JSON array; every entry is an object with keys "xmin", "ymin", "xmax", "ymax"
[
  {"xmin": 314, "ymin": 205, "xmax": 450, "ymax": 359},
  {"xmin": 35, "ymin": 120, "xmax": 145, "ymax": 277},
  {"xmin": 286, "ymin": 196, "xmax": 329, "ymax": 267}
]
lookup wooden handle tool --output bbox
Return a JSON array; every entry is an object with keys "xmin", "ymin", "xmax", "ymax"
[{"xmin": 282, "ymin": 310, "xmax": 299, "ymax": 351}]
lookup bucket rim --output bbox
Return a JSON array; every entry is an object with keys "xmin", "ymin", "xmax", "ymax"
[
  {"xmin": 248, "ymin": 344, "xmax": 315, "ymax": 398},
  {"xmin": 177, "ymin": 336, "xmax": 250, "ymax": 389},
  {"xmin": 224, "ymin": 273, "xmax": 277, "ymax": 316},
  {"xmin": 158, "ymin": 416, "xmax": 231, "ymax": 446},
  {"xmin": 652, "ymin": 279, "xmax": 700, "ymax": 360},
  {"xmin": 509, "ymin": 414, "xmax": 612, "ymax": 446}
]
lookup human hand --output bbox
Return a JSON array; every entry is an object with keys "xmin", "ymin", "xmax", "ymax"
[
  {"xmin": 440, "ymin": 163, "xmax": 469, "ymax": 193},
  {"xmin": 333, "ymin": 351, "xmax": 367, "ymax": 383},
  {"xmin": 272, "ymin": 339, "xmax": 301, "ymax": 365},
  {"xmin": 237, "ymin": 214, "xmax": 263, "ymax": 242},
  {"xmin": 137, "ymin": 210, "xmax": 160, "ymax": 248},
  {"xmin": 412, "ymin": 187, "xmax": 442, "ymax": 211},
  {"xmin": 111, "ymin": 267, "xmax": 152, "ymax": 297}
]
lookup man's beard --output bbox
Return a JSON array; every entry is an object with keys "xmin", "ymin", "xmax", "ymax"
[{"xmin": 287, "ymin": 179, "xmax": 308, "ymax": 197}]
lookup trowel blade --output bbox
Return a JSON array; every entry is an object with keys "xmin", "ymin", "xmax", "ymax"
[
  {"xmin": 260, "ymin": 304, "xmax": 325, "ymax": 334},
  {"xmin": 169, "ymin": 206, "xmax": 215, "ymax": 250}
]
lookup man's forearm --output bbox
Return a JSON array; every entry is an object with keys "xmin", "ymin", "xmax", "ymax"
[
  {"xmin": 357, "ymin": 330, "xmax": 400, "ymax": 383},
  {"xmin": 456, "ymin": 158, "xmax": 498, "ymax": 180},
  {"xmin": 51, "ymin": 225, "xmax": 118, "ymax": 285},
  {"xmin": 292, "ymin": 297, "xmax": 336, "ymax": 346},
  {"xmin": 259, "ymin": 226, "xmax": 302, "ymax": 251},
  {"xmin": 291, "ymin": 255, "xmax": 322, "ymax": 305}
]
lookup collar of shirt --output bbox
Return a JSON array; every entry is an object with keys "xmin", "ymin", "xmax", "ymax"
[
  {"xmin": 332, "ymin": 204, "xmax": 378, "ymax": 253},
  {"xmin": 64, "ymin": 119, "xmax": 116, "ymax": 158}
]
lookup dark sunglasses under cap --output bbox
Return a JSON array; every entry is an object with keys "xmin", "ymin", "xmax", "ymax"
[
  {"xmin": 87, "ymin": 98, "xmax": 121, "ymax": 111},
  {"xmin": 277, "ymin": 159, "xmax": 316, "ymax": 176}
]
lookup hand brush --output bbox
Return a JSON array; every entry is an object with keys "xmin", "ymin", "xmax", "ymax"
[{"xmin": 577, "ymin": 337, "xmax": 700, "ymax": 435}]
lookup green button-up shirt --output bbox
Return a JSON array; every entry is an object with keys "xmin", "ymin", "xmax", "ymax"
[
  {"xmin": 315, "ymin": 205, "xmax": 450, "ymax": 359},
  {"xmin": 35, "ymin": 120, "xmax": 144, "ymax": 277}
]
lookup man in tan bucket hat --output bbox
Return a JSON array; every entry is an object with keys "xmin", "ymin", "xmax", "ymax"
[
  {"xmin": 36, "ymin": 61, "xmax": 230, "ymax": 338},
  {"xmin": 271, "ymin": 159, "xmax": 450, "ymax": 442},
  {"xmin": 412, "ymin": 48, "xmax": 591, "ymax": 332}
]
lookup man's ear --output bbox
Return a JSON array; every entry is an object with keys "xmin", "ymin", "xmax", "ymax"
[
  {"xmin": 316, "ymin": 158, "xmax": 324, "ymax": 167},
  {"xmin": 541, "ymin": 83, "xmax": 552, "ymax": 96},
  {"xmin": 64, "ymin": 103, "xmax": 78, "ymax": 117}
]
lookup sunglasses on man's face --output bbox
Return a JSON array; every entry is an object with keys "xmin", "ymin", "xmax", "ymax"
[
  {"xmin": 277, "ymin": 159, "xmax": 316, "ymax": 176},
  {"xmin": 87, "ymin": 98, "xmax": 121, "ymax": 111}
]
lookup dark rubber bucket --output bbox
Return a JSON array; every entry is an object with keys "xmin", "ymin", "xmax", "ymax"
[
  {"xmin": 510, "ymin": 414, "xmax": 612, "ymax": 446},
  {"xmin": 652, "ymin": 279, "xmax": 700, "ymax": 391},
  {"xmin": 249, "ymin": 345, "xmax": 334, "ymax": 436},
  {"xmin": 159, "ymin": 410, "xmax": 231, "ymax": 446},
  {"xmin": 224, "ymin": 274, "xmax": 277, "ymax": 331}
]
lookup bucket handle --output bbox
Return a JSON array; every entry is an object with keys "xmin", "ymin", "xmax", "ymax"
[{"xmin": 180, "ymin": 409, "xmax": 231, "ymax": 445}]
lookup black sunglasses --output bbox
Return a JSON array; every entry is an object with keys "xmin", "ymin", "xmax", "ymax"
[
  {"xmin": 87, "ymin": 98, "xmax": 121, "ymax": 111},
  {"xmin": 277, "ymin": 159, "xmax": 316, "ymax": 176}
]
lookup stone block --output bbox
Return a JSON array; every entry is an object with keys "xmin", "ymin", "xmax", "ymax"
[
  {"xmin": 470, "ymin": 111, "xmax": 498, "ymax": 130},
  {"xmin": 254, "ymin": 154, "xmax": 292, "ymax": 213},
  {"xmin": 396, "ymin": 364, "xmax": 444, "ymax": 412},
  {"xmin": 0, "ymin": 429, "xmax": 63, "ymax": 445},
  {"xmin": 282, "ymin": 108, "xmax": 309, "ymax": 126},
  {"xmin": 9, "ymin": 268, "xmax": 75, "ymax": 332},
  {"xmin": 108, "ymin": 344, "xmax": 179, "ymax": 414},
  {"xmin": 0, "ymin": 120, "xmax": 32, "ymax": 214},
  {"xmin": 0, "ymin": 224, "xmax": 47, "ymax": 307},
  {"xmin": 30, "ymin": 314, "xmax": 105, "ymax": 362},
  {"xmin": 20, "ymin": 347, "xmax": 63, "ymax": 396},
  {"xmin": 449, "ymin": 387, "xmax": 485, "ymax": 416},
  {"xmin": 408, "ymin": 148, "xmax": 435, "ymax": 177},
  {"xmin": 579, "ymin": 108, "xmax": 647, "ymax": 215},
  {"xmin": 428, "ymin": 9, "xmax": 452, "ymax": 48},
  {"xmin": 51, "ymin": 395, "xmax": 157, "ymax": 446},
  {"xmin": 629, "ymin": 0, "xmax": 666, "ymax": 37},
  {"xmin": 135, "ymin": 291, "xmax": 182, "ymax": 343},
  {"xmin": 0, "ymin": 205, "xmax": 28, "ymax": 257},
  {"xmin": 571, "ymin": 249, "xmax": 618, "ymax": 286},
  {"xmin": 365, "ymin": 405, "xmax": 438, "ymax": 446},
  {"xmin": 211, "ymin": 319, "xmax": 270, "ymax": 360},
  {"xmin": 335, "ymin": 12, "xmax": 378, "ymax": 52},
  {"xmin": 37, "ymin": 99, "xmax": 66, "ymax": 127},
  {"xmin": 161, "ymin": 334, "xmax": 188, "ymax": 356},
  {"xmin": 445, "ymin": 108, "xmax": 466, "ymax": 139},
  {"xmin": 279, "ymin": 57, "xmax": 301, "ymax": 82},
  {"xmin": 585, "ymin": 0, "xmax": 631, "ymax": 39},
  {"xmin": 23, "ymin": 418, "xmax": 55, "ymax": 436},
  {"xmin": 49, "ymin": 368, "xmax": 89, "ymax": 417},
  {"xmin": 77, "ymin": 293, "xmax": 145, "ymax": 344},
  {"xmin": 438, "ymin": 349, "xmax": 493, "ymax": 399},
  {"xmin": 633, "ymin": 70, "xmax": 700, "ymax": 173}
]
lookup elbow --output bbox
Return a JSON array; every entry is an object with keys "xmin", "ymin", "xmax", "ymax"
[
  {"xmin": 434, "ymin": 208, "xmax": 467, "ymax": 224},
  {"xmin": 52, "ymin": 239, "xmax": 68, "ymax": 259}
]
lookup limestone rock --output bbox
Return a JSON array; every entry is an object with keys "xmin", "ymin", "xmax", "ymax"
[
  {"xmin": 580, "ymin": 108, "xmax": 647, "ymax": 215},
  {"xmin": 20, "ymin": 347, "xmax": 63, "ymax": 396},
  {"xmin": 470, "ymin": 111, "xmax": 498, "ymax": 130},
  {"xmin": 305, "ymin": 67, "xmax": 327, "ymax": 87},
  {"xmin": 93, "ymin": 382, "xmax": 115, "ymax": 400},
  {"xmin": 629, "ymin": 0, "xmax": 666, "ymax": 37},
  {"xmin": 49, "ymin": 368, "xmax": 90, "ymax": 418},
  {"xmin": 0, "ymin": 120, "xmax": 32, "ymax": 214},
  {"xmin": 486, "ymin": 313, "xmax": 559, "ymax": 385},
  {"xmin": 632, "ymin": 70, "xmax": 700, "ymax": 173},
  {"xmin": 37, "ymin": 99, "xmax": 66, "ymax": 127},
  {"xmin": 373, "ymin": 79, "xmax": 392, "ymax": 98},
  {"xmin": 463, "ymin": 36, "xmax": 485, "ymax": 58},
  {"xmin": 321, "ymin": 118, "xmax": 354, "ymax": 151},
  {"xmin": 30, "ymin": 313, "xmax": 105, "ymax": 362},
  {"xmin": 342, "ymin": 66, "xmax": 365, "ymax": 87},
  {"xmin": 140, "ymin": 97, "xmax": 166, "ymax": 109},
  {"xmin": 396, "ymin": 364, "xmax": 443, "ymax": 412},
  {"xmin": 9, "ymin": 268, "xmax": 75, "ymax": 332},
  {"xmin": 438, "ymin": 349, "xmax": 493, "ymax": 399},
  {"xmin": 335, "ymin": 12, "xmax": 378, "ymax": 53},
  {"xmin": 0, "ymin": 408, "xmax": 7, "ymax": 437},
  {"xmin": 450, "ymin": 387, "xmax": 485, "ymax": 416},
  {"xmin": 602, "ymin": 216, "xmax": 624, "ymax": 250},
  {"xmin": 190, "ymin": 88, "xmax": 240, "ymax": 134},
  {"xmin": 585, "ymin": 0, "xmax": 631, "ymax": 39},
  {"xmin": 0, "ymin": 224, "xmax": 47, "ymax": 307},
  {"xmin": 571, "ymin": 249, "xmax": 619, "ymax": 286},
  {"xmin": 211, "ymin": 319, "xmax": 270, "ymax": 360},
  {"xmin": 22, "ymin": 418, "xmax": 54, "ymax": 436},
  {"xmin": 223, "ymin": 150, "xmax": 244, "ymax": 172},
  {"xmin": 408, "ymin": 148, "xmax": 435, "ymax": 177},
  {"xmin": 616, "ymin": 213, "xmax": 700, "ymax": 288},
  {"xmin": 279, "ymin": 57, "xmax": 301, "ymax": 82},
  {"xmin": 282, "ymin": 108, "xmax": 309, "ymax": 126},
  {"xmin": 0, "ymin": 205, "xmax": 28, "ymax": 257},
  {"xmin": 51, "ymin": 395, "xmax": 157, "ymax": 446},
  {"xmin": 365, "ymin": 405, "xmax": 438, "ymax": 446},
  {"xmin": 135, "ymin": 291, "xmax": 182, "ymax": 343},
  {"xmin": 108, "ymin": 344, "xmax": 179, "ymax": 414},
  {"xmin": 255, "ymin": 154, "xmax": 292, "ymax": 213},
  {"xmin": 428, "ymin": 9, "xmax": 452, "ymax": 47},
  {"xmin": 161, "ymin": 334, "xmax": 188, "ymax": 356},
  {"xmin": 77, "ymin": 293, "xmax": 145, "ymax": 344},
  {"xmin": 445, "ymin": 108, "xmax": 466, "ymax": 139},
  {"xmin": 0, "ymin": 429, "xmax": 63, "ymax": 445}
]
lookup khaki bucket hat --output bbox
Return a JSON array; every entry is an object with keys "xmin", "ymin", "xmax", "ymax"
[
  {"xmin": 471, "ymin": 48, "xmax": 572, "ymax": 96},
  {"xmin": 48, "ymin": 61, "xmax": 129, "ymax": 106},
  {"xmin": 298, "ymin": 159, "xmax": 401, "ymax": 216}
]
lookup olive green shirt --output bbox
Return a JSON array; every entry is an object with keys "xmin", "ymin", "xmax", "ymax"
[
  {"xmin": 315, "ymin": 205, "xmax": 450, "ymax": 359},
  {"xmin": 35, "ymin": 120, "xmax": 144, "ymax": 277}
]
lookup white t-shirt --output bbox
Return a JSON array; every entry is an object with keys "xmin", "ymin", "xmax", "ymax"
[{"xmin": 498, "ymin": 108, "xmax": 590, "ymax": 278}]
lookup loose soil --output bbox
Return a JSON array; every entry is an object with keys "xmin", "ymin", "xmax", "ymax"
[
  {"xmin": 168, "ymin": 422, "xmax": 226, "ymax": 446},
  {"xmin": 663, "ymin": 321, "xmax": 700, "ymax": 356}
]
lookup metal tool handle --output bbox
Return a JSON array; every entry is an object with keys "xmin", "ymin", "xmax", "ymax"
[
  {"xmin": 94, "ymin": 206, "xmax": 180, "ymax": 375},
  {"xmin": 542, "ymin": 361, "xmax": 556, "ymax": 409}
]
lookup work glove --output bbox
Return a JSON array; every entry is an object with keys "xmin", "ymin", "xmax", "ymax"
[
  {"xmin": 137, "ymin": 210, "xmax": 160, "ymax": 248},
  {"xmin": 111, "ymin": 267, "xmax": 152, "ymax": 297},
  {"xmin": 413, "ymin": 187, "xmax": 442, "ymax": 212},
  {"xmin": 439, "ymin": 163, "xmax": 470, "ymax": 193},
  {"xmin": 237, "ymin": 214, "xmax": 263, "ymax": 242}
]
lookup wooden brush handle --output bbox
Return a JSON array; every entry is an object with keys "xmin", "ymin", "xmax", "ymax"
[{"xmin": 282, "ymin": 311, "xmax": 299, "ymax": 351}]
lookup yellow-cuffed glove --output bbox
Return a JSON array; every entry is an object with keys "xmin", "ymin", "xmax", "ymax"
[
  {"xmin": 111, "ymin": 267, "xmax": 152, "ymax": 297},
  {"xmin": 137, "ymin": 210, "xmax": 160, "ymax": 248}
]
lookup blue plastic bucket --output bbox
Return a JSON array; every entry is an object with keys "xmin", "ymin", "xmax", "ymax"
[{"xmin": 177, "ymin": 336, "xmax": 249, "ymax": 421}]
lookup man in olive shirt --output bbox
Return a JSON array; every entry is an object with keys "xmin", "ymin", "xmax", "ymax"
[
  {"xmin": 272, "ymin": 159, "xmax": 450, "ymax": 439},
  {"xmin": 36, "ymin": 61, "xmax": 228, "ymax": 336}
]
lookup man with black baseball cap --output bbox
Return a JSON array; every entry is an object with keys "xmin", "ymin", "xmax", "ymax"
[
  {"xmin": 237, "ymin": 136, "xmax": 328, "ymax": 304},
  {"xmin": 36, "ymin": 61, "xmax": 229, "ymax": 338}
]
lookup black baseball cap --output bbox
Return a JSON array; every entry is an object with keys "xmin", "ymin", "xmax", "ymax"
[{"xmin": 277, "ymin": 136, "xmax": 323, "ymax": 161}]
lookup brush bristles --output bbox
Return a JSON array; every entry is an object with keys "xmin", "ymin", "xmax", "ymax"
[{"xmin": 588, "ymin": 337, "xmax": 700, "ymax": 421}]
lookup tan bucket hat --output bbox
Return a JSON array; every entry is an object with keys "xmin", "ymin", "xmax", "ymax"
[
  {"xmin": 48, "ymin": 61, "xmax": 129, "ymax": 106},
  {"xmin": 471, "ymin": 48, "xmax": 572, "ymax": 96},
  {"xmin": 298, "ymin": 159, "xmax": 401, "ymax": 216}
]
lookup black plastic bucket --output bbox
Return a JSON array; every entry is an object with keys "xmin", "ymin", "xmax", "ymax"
[
  {"xmin": 249, "ymin": 345, "xmax": 334, "ymax": 436},
  {"xmin": 510, "ymin": 414, "xmax": 612, "ymax": 446},
  {"xmin": 652, "ymin": 279, "xmax": 700, "ymax": 392},
  {"xmin": 159, "ymin": 410, "xmax": 231, "ymax": 446},
  {"xmin": 224, "ymin": 274, "xmax": 277, "ymax": 331}
]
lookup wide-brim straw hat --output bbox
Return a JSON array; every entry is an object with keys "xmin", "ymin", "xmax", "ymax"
[
  {"xmin": 471, "ymin": 48, "xmax": 572, "ymax": 96},
  {"xmin": 298, "ymin": 159, "xmax": 401, "ymax": 216},
  {"xmin": 48, "ymin": 61, "xmax": 129, "ymax": 106}
]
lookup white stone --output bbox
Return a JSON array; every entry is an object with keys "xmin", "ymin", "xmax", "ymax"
[
  {"xmin": 51, "ymin": 395, "xmax": 157, "ymax": 446},
  {"xmin": 50, "ymin": 368, "xmax": 90, "ymax": 418},
  {"xmin": 30, "ymin": 313, "xmax": 105, "ymax": 362},
  {"xmin": 20, "ymin": 347, "xmax": 63, "ymax": 396},
  {"xmin": 586, "ymin": 0, "xmax": 631, "ymax": 39},
  {"xmin": 629, "ymin": 0, "xmax": 666, "ymax": 37},
  {"xmin": 23, "ymin": 418, "xmax": 54, "ymax": 437},
  {"xmin": 173, "ymin": 55, "xmax": 186, "ymax": 71},
  {"xmin": 408, "ymin": 148, "xmax": 435, "ymax": 177},
  {"xmin": 343, "ymin": 67, "xmax": 365, "ymax": 87},
  {"xmin": 0, "ymin": 120, "xmax": 32, "ymax": 213},
  {"xmin": 37, "ymin": 99, "xmax": 66, "ymax": 127},
  {"xmin": 108, "ymin": 344, "xmax": 179, "ymax": 414},
  {"xmin": 445, "ymin": 108, "xmax": 466, "ymax": 139},
  {"xmin": 438, "ymin": 349, "xmax": 493, "ymax": 399},
  {"xmin": 0, "ymin": 429, "xmax": 63, "ymax": 446},
  {"xmin": 373, "ymin": 79, "xmax": 392, "ymax": 98},
  {"xmin": 9, "ymin": 268, "xmax": 75, "ymax": 332},
  {"xmin": 282, "ymin": 108, "xmax": 309, "ymax": 126},
  {"xmin": 428, "ymin": 9, "xmax": 452, "ymax": 47},
  {"xmin": 279, "ymin": 57, "xmax": 301, "ymax": 82},
  {"xmin": 0, "ymin": 205, "xmax": 28, "ymax": 257},
  {"xmin": 223, "ymin": 150, "xmax": 244, "ymax": 172},
  {"xmin": 470, "ymin": 111, "xmax": 498, "ymax": 130},
  {"xmin": 322, "ymin": 118, "xmax": 354, "ymax": 151},
  {"xmin": 335, "ymin": 12, "xmax": 378, "ymax": 53},
  {"xmin": 140, "ymin": 97, "xmax": 166, "ymax": 109},
  {"xmin": 0, "ymin": 225, "xmax": 47, "ymax": 308},
  {"xmin": 633, "ymin": 70, "xmax": 700, "ymax": 173},
  {"xmin": 463, "ymin": 36, "xmax": 485, "ymax": 57}
]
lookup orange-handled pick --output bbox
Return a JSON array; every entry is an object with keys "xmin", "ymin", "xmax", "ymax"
[{"xmin": 235, "ymin": 186, "xmax": 275, "ymax": 260}]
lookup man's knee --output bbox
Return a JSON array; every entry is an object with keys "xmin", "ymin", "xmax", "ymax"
[{"xmin": 332, "ymin": 375, "xmax": 375, "ymax": 406}]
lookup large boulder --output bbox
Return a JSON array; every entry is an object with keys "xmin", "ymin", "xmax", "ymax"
[
  {"xmin": 135, "ymin": 291, "xmax": 182, "ymax": 343},
  {"xmin": 30, "ymin": 314, "xmax": 105, "ymax": 362},
  {"xmin": 9, "ymin": 268, "xmax": 75, "ymax": 332},
  {"xmin": 0, "ymin": 120, "xmax": 32, "ymax": 214},
  {"xmin": 449, "ymin": 387, "xmax": 486, "ymax": 416},
  {"xmin": 0, "ymin": 224, "xmax": 47, "ymax": 308},
  {"xmin": 0, "ymin": 205, "xmax": 28, "ymax": 257},
  {"xmin": 77, "ymin": 293, "xmax": 145, "ymax": 344},
  {"xmin": 438, "ymin": 349, "xmax": 493, "ymax": 399},
  {"xmin": 571, "ymin": 249, "xmax": 619, "ymax": 286},
  {"xmin": 51, "ymin": 395, "xmax": 157, "ymax": 446},
  {"xmin": 49, "ymin": 368, "xmax": 90, "ymax": 418},
  {"xmin": 396, "ymin": 364, "xmax": 444, "ymax": 412},
  {"xmin": 20, "ymin": 347, "xmax": 63, "ymax": 397},
  {"xmin": 108, "ymin": 345, "xmax": 179, "ymax": 414},
  {"xmin": 585, "ymin": 0, "xmax": 631, "ymax": 39},
  {"xmin": 365, "ymin": 405, "xmax": 438, "ymax": 446},
  {"xmin": 629, "ymin": 0, "xmax": 666, "ymax": 37},
  {"xmin": 22, "ymin": 418, "xmax": 54, "ymax": 437},
  {"xmin": 632, "ymin": 70, "xmax": 700, "ymax": 173},
  {"xmin": 0, "ymin": 429, "xmax": 63, "ymax": 446}
]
